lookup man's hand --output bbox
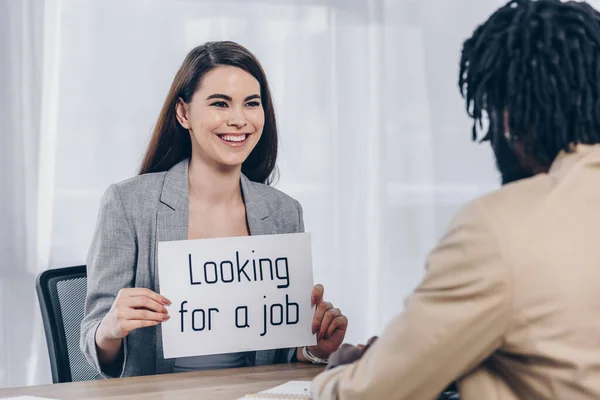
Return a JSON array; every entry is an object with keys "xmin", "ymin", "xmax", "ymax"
[{"xmin": 325, "ymin": 336, "xmax": 378, "ymax": 370}]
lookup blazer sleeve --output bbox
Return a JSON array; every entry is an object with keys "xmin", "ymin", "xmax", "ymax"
[
  {"xmin": 273, "ymin": 198, "xmax": 306, "ymax": 364},
  {"xmin": 312, "ymin": 200, "xmax": 512, "ymax": 399},
  {"xmin": 80, "ymin": 184, "xmax": 137, "ymax": 378}
]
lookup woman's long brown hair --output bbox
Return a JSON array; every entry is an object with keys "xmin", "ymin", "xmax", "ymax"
[{"xmin": 139, "ymin": 41, "xmax": 278, "ymax": 184}]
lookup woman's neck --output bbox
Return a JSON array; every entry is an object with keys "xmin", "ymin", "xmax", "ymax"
[{"xmin": 188, "ymin": 157, "xmax": 243, "ymax": 207}]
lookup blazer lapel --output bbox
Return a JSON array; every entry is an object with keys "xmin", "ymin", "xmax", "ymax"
[
  {"xmin": 240, "ymin": 174, "xmax": 272, "ymax": 236},
  {"xmin": 156, "ymin": 159, "xmax": 190, "ymax": 292},
  {"xmin": 156, "ymin": 167, "xmax": 273, "ymax": 243},
  {"xmin": 155, "ymin": 159, "xmax": 189, "ymax": 375},
  {"xmin": 155, "ymin": 158, "xmax": 189, "ymax": 293}
]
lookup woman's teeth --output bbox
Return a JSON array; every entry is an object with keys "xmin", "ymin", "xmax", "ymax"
[{"xmin": 220, "ymin": 135, "xmax": 247, "ymax": 142}]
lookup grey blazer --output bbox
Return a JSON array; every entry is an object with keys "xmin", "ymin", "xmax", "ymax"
[{"xmin": 80, "ymin": 159, "xmax": 304, "ymax": 378}]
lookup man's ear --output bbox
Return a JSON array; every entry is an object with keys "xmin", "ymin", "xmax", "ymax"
[
  {"xmin": 502, "ymin": 108, "xmax": 551, "ymax": 175},
  {"xmin": 175, "ymin": 98, "xmax": 191, "ymax": 129}
]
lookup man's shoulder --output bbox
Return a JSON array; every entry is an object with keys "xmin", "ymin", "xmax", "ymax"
[
  {"xmin": 450, "ymin": 174, "xmax": 556, "ymax": 244},
  {"xmin": 475, "ymin": 174, "xmax": 554, "ymax": 217}
]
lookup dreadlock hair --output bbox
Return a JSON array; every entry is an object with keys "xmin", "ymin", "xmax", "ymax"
[{"xmin": 459, "ymin": 0, "xmax": 600, "ymax": 165}]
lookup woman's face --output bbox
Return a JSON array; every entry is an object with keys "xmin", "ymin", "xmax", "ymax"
[{"xmin": 176, "ymin": 65, "xmax": 265, "ymax": 170}]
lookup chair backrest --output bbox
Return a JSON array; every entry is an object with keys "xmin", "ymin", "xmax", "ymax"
[{"xmin": 36, "ymin": 265, "xmax": 101, "ymax": 383}]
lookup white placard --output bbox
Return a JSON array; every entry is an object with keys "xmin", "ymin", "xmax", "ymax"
[{"xmin": 158, "ymin": 232, "xmax": 316, "ymax": 359}]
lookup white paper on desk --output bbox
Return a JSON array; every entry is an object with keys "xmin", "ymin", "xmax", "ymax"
[
  {"xmin": 240, "ymin": 380, "xmax": 312, "ymax": 399},
  {"xmin": 158, "ymin": 232, "xmax": 317, "ymax": 359}
]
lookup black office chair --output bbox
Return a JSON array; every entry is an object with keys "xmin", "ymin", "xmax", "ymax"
[{"xmin": 36, "ymin": 265, "xmax": 101, "ymax": 383}]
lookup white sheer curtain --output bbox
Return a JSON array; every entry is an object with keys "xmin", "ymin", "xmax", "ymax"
[
  {"xmin": 0, "ymin": 0, "xmax": 57, "ymax": 388},
  {"xmin": 0, "ymin": 0, "xmax": 546, "ymax": 388}
]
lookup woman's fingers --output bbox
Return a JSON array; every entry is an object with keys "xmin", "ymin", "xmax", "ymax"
[
  {"xmin": 325, "ymin": 315, "xmax": 348, "ymax": 339},
  {"xmin": 122, "ymin": 308, "xmax": 170, "ymax": 322},
  {"xmin": 318, "ymin": 308, "xmax": 342, "ymax": 339},
  {"xmin": 312, "ymin": 301, "xmax": 333, "ymax": 334},
  {"xmin": 311, "ymin": 284, "xmax": 324, "ymax": 306},
  {"xmin": 118, "ymin": 287, "xmax": 171, "ymax": 305},
  {"xmin": 124, "ymin": 296, "xmax": 168, "ymax": 314}
]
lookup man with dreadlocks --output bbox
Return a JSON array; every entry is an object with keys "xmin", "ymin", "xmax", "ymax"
[{"xmin": 311, "ymin": 0, "xmax": 600, "ymax": 399}]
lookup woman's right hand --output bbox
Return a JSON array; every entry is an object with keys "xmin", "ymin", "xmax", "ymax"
[{"xmin": 97, "ymin": 288, "xmax": 171, "ymax": 341}]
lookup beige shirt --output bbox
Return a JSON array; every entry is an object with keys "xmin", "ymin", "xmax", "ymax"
[{"xmin": 313, "ymin": 145, "xmax": 600, "ymax": 400}]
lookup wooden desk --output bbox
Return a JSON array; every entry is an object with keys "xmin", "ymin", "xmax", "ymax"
[{"xmin": 0, "ymin": 363, "xmax": 324, "ymax": 399}]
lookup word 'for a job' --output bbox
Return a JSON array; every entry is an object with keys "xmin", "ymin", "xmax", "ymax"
[{"xmin": 180, "ymin": 251, "xmax": 299, "ymax": 337}]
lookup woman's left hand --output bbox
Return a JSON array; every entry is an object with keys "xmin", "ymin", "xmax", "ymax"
[{"xmin": 301, "ymin": 284, "xmax": 348, "ymax": 360}]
